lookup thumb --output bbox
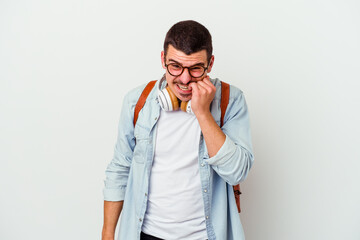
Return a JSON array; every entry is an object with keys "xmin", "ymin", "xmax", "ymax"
[{"xmin": 189, "ymin": 82, "xmax": 199, "ymax": 95}]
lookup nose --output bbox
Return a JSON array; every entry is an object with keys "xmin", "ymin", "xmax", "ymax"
[{"xmin": 178, "ymin": 68, "xmax": 192, "ymax": 84}]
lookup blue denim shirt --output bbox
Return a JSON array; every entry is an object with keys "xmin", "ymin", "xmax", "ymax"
[{"xmin": 103, "ymin": 77, "xmax": 254, "ymax": 240}]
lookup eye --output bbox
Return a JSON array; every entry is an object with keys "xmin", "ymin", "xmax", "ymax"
[
  {"xmin": 190, "ymin": 66, "xmax": 203, "ymax": 72},
  {"xmin": 191, "ymin": 66, "xmax": 202, "ymax": 70},
  {"xmin": 171, "ymin": 64, "xmax": 181, "ymax": 69}
]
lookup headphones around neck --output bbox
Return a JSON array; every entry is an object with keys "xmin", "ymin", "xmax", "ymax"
[{"xmin": 158, "ymin": 76, "xmax": 193, "ymax": 114}]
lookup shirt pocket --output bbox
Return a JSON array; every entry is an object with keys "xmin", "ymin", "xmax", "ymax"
[{"xmin": 133, "ymin": 126, "xmax": 151, "ymax": 164}]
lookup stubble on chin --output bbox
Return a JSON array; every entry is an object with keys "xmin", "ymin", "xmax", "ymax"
[{"xmin": 177, "ymin": 93, "xmax": 192, "ymax": 102}]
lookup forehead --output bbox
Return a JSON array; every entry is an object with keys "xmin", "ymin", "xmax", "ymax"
[{"xmin": 166, "ymin": 45, "xmax": 208, "ymax": 65}]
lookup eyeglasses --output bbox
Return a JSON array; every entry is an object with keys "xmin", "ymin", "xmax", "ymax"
[{"xmin": 165, "ymin": 62, "xmax": 209, "ymax": 78}]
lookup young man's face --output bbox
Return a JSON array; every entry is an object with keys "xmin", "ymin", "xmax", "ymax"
[{"xmin": 161, "ymin": 45, "xmax": 214, "ymax": 102}]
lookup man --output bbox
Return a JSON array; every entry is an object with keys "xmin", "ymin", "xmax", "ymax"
[{"xmin": 102, "ymin": 20, "xmax": 254, "ymax": 240}]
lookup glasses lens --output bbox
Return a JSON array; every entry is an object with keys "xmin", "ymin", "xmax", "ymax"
[
  {"xmin": 168, "ymin": 64, "xmax": 183, "ymax": 76},
  {"xmin": 189, "ymin": 66, "xmax": 205, "ymax": 78}
]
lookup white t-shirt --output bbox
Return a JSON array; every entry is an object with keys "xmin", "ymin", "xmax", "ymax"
[{"xmin": 142, "ymin": 109, "xmax": 208, "ymax": 240}]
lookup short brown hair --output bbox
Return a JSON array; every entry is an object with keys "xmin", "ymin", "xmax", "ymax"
[{"xmin": 164, "ymin": 20, "xmax": 213, "ymax": 61}]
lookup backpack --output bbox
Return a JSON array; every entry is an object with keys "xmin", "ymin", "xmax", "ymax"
[{"xmin": 133, "ymin": 80, "xmax": 241, "ymax": 213}]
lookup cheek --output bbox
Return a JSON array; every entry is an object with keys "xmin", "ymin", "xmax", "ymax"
[{"xmin": 165, "ymin": 73, "xmax": 177, "ymax": 84}]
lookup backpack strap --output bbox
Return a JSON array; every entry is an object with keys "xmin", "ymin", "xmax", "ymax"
[
  {"xmin": 133, "ymin": 80, "xmax": 157, "ymax": 126},
  {"xmin": 220, "ymin": 81, "xmax": 242, "ymax": 213},
  {"xmin": 220, "ymin": 81, "xmax": 230, "ymax": 127},
  {"xmin": 134, "ymin": 80, "xmax": 241, "ymax": 213},
  {"xmin": 233, "ymin": 185, "xmax": 242, "ymax": 213}
]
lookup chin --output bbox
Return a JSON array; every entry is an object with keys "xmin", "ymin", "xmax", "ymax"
[{"xmin": 178, "ymin": 94, "xmax": 192, "ymax": 102}]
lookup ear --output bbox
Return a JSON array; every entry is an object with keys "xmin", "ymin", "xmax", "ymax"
[
  {"xmin": 161, "ymin": 51, "xmax": 166, "ymax": 69},
  {"xmin": 207, "ymin": 55, "xmax": 215, "ymax": 73}
]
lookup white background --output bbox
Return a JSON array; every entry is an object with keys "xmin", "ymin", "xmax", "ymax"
[{"xmin": 1, "ymin": 0, "xmax": 359, "ymax": 239}]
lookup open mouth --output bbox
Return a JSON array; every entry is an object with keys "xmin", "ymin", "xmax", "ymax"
[
  {"xmin": 178, "ymin": 84, "xmax": 189, "ymax": 90},
  {"xmin": 174, "ymin": 83, "xmax": 192, "ymax": 99},
  {"xmin": 176, "ymin": 83, "xmax": 192, "ymax": 91}
]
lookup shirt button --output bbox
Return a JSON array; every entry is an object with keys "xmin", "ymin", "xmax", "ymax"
[
  {"xmin": 145, "ymin": 193, "xmax": 148, "ymax": 197},
  {"xmin": 206, "ymin": 216, "xmax": 209, "ymax": 219},
  {"xmin": 155, "ymin": 117, "xmax": 158, "ymax": 120},
  {"xmin": 204, "ymin": 189, "xmax": 207, "ymax": 193},
  {"xmin": 201, "ymin": 163, "xmax": 205, "ymax": 167},
  {"xmin": 139, "ymin": 218, "xmax": 142, "ymax": 222}
]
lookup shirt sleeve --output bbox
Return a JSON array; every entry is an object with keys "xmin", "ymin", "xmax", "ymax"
[
  {"xmin": 103, "ymin": 93, "xmax": 136, "ymax": 201},
  {"xmin": 205, "ymin": 89, "xmax": 254, "ymax": 185}
]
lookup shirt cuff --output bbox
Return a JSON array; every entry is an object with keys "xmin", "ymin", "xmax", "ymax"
[
  {"xmin": 103, "ymin": 186, "xmax": 126, "ymax": 201},
  {"xmin": 205, "ymin": 134, "xmax": 236, "ymax": 166}
]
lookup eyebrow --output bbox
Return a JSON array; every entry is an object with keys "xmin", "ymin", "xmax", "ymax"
[{"xmin": 168, "ymin": 58, "xmax": 206, "ymax": 67}]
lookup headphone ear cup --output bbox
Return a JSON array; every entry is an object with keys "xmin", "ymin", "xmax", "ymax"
[
  {"xmin": 166, "ymin": 87, "xmax": 179, "ymax": 110},
  {"xmin": 180, "ymin": 101, "xmax": 188, "ymax": 112},
  {"xmin": 158, "ymin": 86, "xmax": 179, "ymax": 111},
  {"xmin": 180, "ymin": 100, "xmax": 193, "ymax": 114}
]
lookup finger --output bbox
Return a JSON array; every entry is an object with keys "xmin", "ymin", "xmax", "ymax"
[
  {"xmin": 197, "ymin": 80, "xmax": 213, "ymax": 93},
  {"xmin": 202, "ymin": 77, "xmax": 215, "ymax": 88},
  {"xmin": 203, "ymin": 78, "xmax": 216, "ymax": 93},
  {"xmin": 203, "ymin": 75, "xmax": 210, "ymax": 82},
  {"xmin": 189, "ymin": 82, "xmax": 199, "ymax": 95},
  {"xmin": 202, "ymin": 76, "xmax": 211, "ymax": 84}
]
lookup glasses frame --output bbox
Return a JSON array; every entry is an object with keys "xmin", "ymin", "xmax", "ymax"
[{"xmin": 164, "ymin": 61, "xmax": 209, "ymax": 78}]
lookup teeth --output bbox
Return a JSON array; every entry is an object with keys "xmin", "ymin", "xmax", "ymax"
[{"xmin": 178, "ymin": 85, "xmax": 189, "ymax": 90}]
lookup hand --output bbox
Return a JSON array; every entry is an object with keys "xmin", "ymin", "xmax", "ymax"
[{"xmin": 189, "ymin": 76, "xmax": 216, "ymax": 116}]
